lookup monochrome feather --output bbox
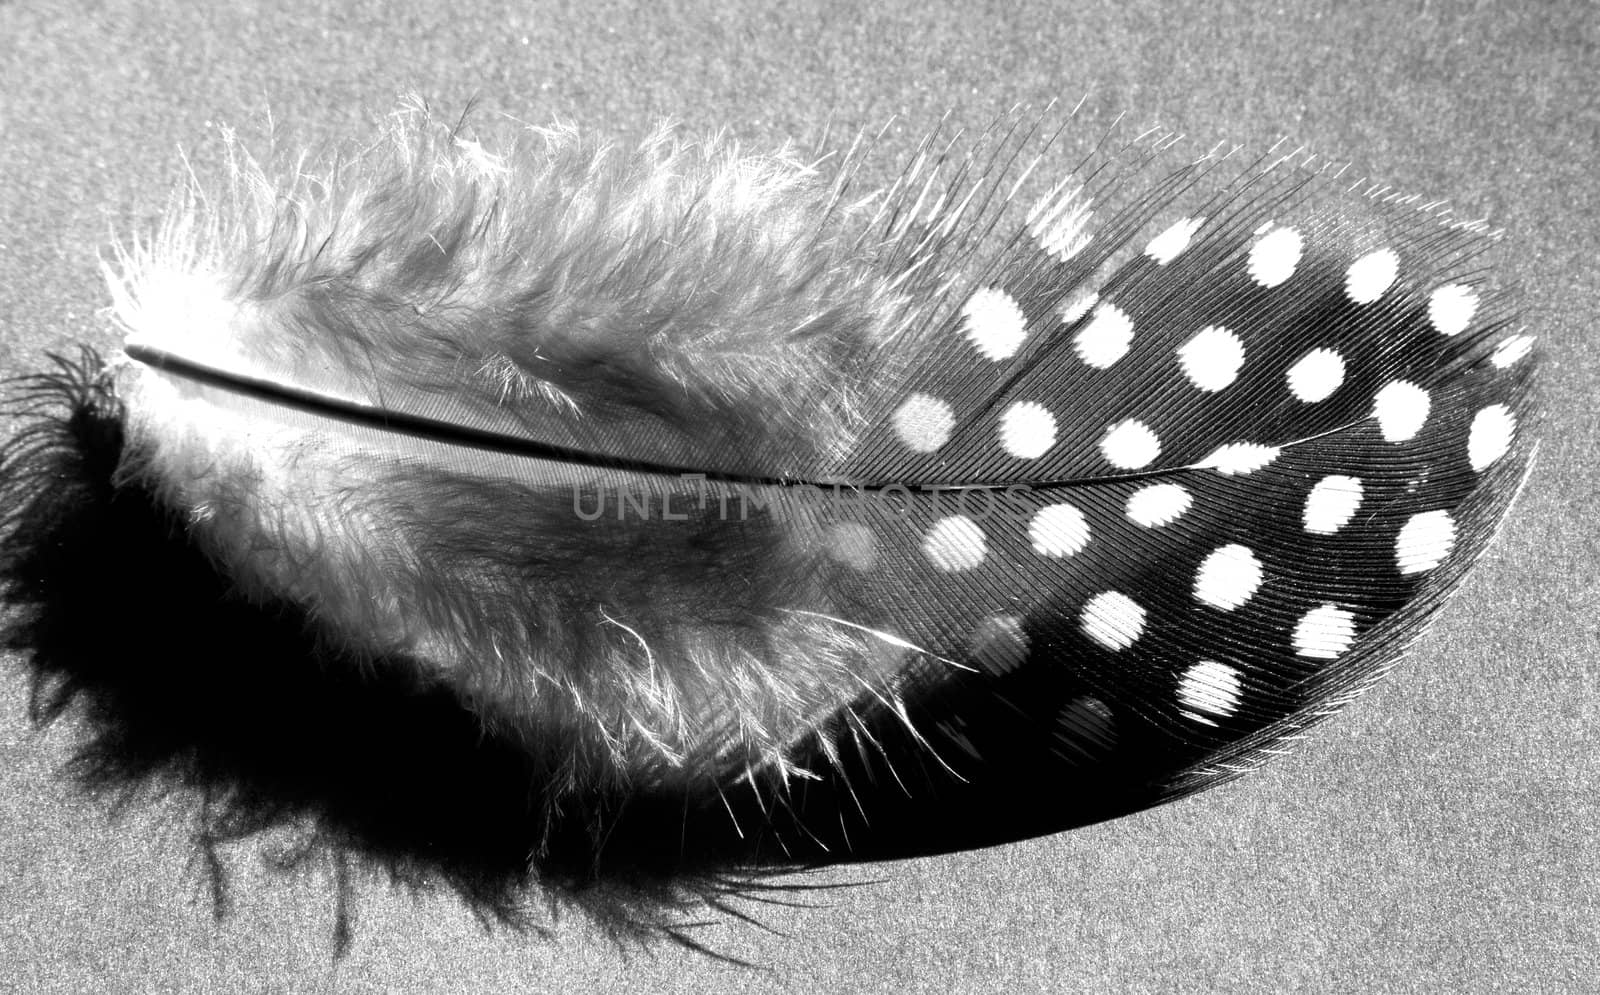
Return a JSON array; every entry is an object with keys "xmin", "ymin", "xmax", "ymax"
[{"xmin": 38, "ymin": 98, "xmax": 1539, "ymax": 850}]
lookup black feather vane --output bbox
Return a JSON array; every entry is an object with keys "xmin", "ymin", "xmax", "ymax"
[{"xmin": 57, "ymin": 99, "xmax": 1535, "ymax": 859}]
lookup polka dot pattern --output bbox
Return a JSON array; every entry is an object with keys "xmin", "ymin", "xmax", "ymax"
[
  {"xmin": 1345, "ymin": 248, "xmax": 1399, "ymax": 304},
  {"xmin": 1286, "ymin": 348, "xmax": 1345, "ymax": 403},
  {"xmin": 835, "ymin": 143, "xmax": 1531, "ymax": 796},
  {"xmin": 1075, "ymin": 303, "xmax": 1135, "ymax": 369},
  {"xmin": 1395, "ymin": 510, "xmax": 1456, "ymax": 575},
  {"xmin": 825, "ymin": 522, "xmax": 878, "ymax": 571},
  {"xmin": 1178, "ymin": 326, "xmax": 1245, "ymax": 392},
  {"xmin": 1198, "ymin": 442, "xmax": 1279, "ymax": 475},
  {"xmin": 1060, "ymin": 289, "xmax": 1099, "ymax": 324},
  {"xmin": 1468, "ymin": 404, "xmax": 1515, "ymax": 471},
  {"xmin": 892, "ymin": 392, "xmax": 954, "ymax": 452},
  {"xmin": 1373, "ymin": 381, "xmax": 1430, "ymax": 442},
  {"xmin": 1193, "ymin": 544, "xmax": 1263, "ymax": 611},
  {"xmin": 1100, "ymin": 419, "xmax": 1161, "ymax": 469},
  {"xmin": 1081, "ymin": 591, "xmax": 1145, "ymax": 650},
  {"xmin": 1293, "ymin": 604, "xmax": 1357, "ymax": 659},
  {"xmin": 1248, "ymin": 226, "xmax": 1303, "ymax": 287},
  {"xmin": 969, "ymin": 615, "xmax": 1029, "ymax": 676},
  {"xmin": 961, "ymin": 287, "xmax": 1028, "ymax": 360},
  {"xmin": 1492, "ymin": 335, "xmax": 1535, "ymax": 369},
  {"xmin": 999, "ymin": 400, "xmax": 1057, "ymax": 459},
  {"xmin": 1178, "ymin": 660, "xmax": 1243, "ymax": 722},
  {"xmin": 1034, "ymin": 188, "xmax": 1094, "ymax": 260},
  {"xmin": 1029, "ymin": 502, "xmax": 1091, "ymax": 557},
  {"xmin": 1145, "ymin": 217, "xmax": 1202, "ymax": 264},
  {"xmin": 1303, "ymin": 475, "xmax": 1363, "ymax": 535},
  {"xmin": 922, "ymin": 515, "xmax": 987, "ymax": 572},
  {"xmin": 1126, "ymin": 483, "xmax": 1191, "ymax": 527},
  {"xmin": 1428, "ymin": 283, "xmax": 1479, "ymax": 337}
]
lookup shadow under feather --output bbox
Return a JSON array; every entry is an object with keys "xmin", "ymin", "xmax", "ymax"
[
  {"xmin": 0, "ymin": 349, "xmax": 1284, "ymax": 956},
  {"xmin": 0, "ymin": 350, "xmax": 833, "ymax": 959}
]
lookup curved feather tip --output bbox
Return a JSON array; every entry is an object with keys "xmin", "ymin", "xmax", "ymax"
[{"xmin": 85, "ymin": 100, "xmax": 1534, "ymax": 853}]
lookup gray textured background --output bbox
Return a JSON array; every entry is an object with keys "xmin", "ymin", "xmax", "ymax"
[{"xmin": 1, "ymin": 0, "xmax": 1594, "ymax": 991}]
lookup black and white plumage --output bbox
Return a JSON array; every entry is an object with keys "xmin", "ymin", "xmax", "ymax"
[{"xmin": 17, "ymin": 100, "xmax": 1536, "ymax": 862}]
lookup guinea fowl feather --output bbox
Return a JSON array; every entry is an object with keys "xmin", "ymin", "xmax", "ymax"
[{"xmin": 51, "ymin": 98, "xmax": 1537, "ymax": 844}]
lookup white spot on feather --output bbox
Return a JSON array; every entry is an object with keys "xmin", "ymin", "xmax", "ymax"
[
  {"xmin": 1080, "ymin": 591, "xmax": 1145, "ymax": 650},
  {"xmin": 960, "ymin": 287, "xmax": 1028, "ymax": 360},
  {"xmin": 1491, "ymin": 335, "xmax": 1535, "ymax": 368},
  {"xmin": 826, "ymin": 522, "xmax": 878, "ymax": 572},
  {"xmin": 1126, "ymin": 483, "xmax": 1191, "ymax": 527},
  {"xmin": 969, "ymin": 615, "xmax": 1029, "ymax": 675},
  {"xmin": 1396, "ymin": 510, "xmax": 1456, "ymax": 575},
  {"xmin": 1100, "ymin": 419, "xmax": 1161, "ymax": 469},
  {"xmin": 1029, "ymin": 502, "xmax": 1090, "ymax": 557},
  {"xmin": 892, "ymin": 393, "xmax": 954, "ymax": 452},
  {"xmin": 999, "ymin": 400, "xmax": 1057, "ymax": 459},
  {"xmin": 1303, "ymin": 475, "xmax": 1363, "ymax": 534},
  {"xmin": 1248, "ymin": 226, "xmax": 1303, "ymax": 287},
  {"xmin": 1060, "ymin": 289, "xmax": 1099, "ymax": 324},
  {"xmin": 1031, "ymin": 186, "xmax": 1094, "ymax": 260},
  {"xmin": 1178, "ymin": 660, "xmax": 1242, "ymax": 723},
  {"xmin": 1193, "ymin": 544, "xmax": 1263, "ymax": 611},
  {"xmin": 1468, "ymin": 404, "xmax": 1516, "ymax": 471},
  {"xmin": 1286, "ymin": 348, "xmax": 1345, "ymax": 403},
  {"xmin": 1373, "ymin": 381, "xmax": 1431, "ymax": 442},
  {"xmin": 1145, "ymin": 217, "xmax": 1203, "ymax": 264},
  {"xmin": 1075, "ymin": 303, "xmax": 1135, "ymax": 369},
  {"xmin": 1293, "ymin": 604, "xmax": 1356, "ymax": 659},
  {"xmin": 1178, "ymin": 326, "xmax": 1245, "ymax": 392},
  {"xmin": 1428, "ymin": 283, "xmax": 1479, "ymax": 336},
  {"xmin": 922, "ymin": 515, "xmax": 987, "ymax": 572},
  {"xmin": 1345, "ymin": 248, "xmax": 1399, "ymax": 304},
  {"xmin": 1197, "ymin": 442, "xmax": 1279, "ymax": 475}
]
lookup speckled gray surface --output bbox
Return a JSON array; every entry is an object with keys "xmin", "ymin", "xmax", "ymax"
[{"xmin": 0, "ymin": 0, "xmax": 1594, "ymax": 991}]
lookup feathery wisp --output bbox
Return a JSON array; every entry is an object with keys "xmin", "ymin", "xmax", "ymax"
[{"xmin": 7, "ymin": 100, "xmax": 1536, "ymax": 877}]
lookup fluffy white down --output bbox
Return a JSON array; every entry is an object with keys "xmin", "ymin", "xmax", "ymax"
[{"xmin": 106, "ymin": 104, "xmax": 959, "ymax": 795}]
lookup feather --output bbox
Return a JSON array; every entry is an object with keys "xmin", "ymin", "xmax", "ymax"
[{"xmin": 36, "ymin": 99, "xmax": 1537, "ymax": 855}]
